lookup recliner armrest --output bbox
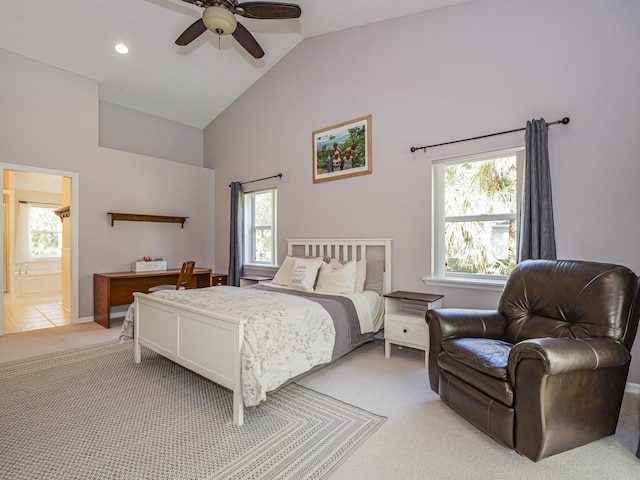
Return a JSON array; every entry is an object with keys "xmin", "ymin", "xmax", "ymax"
[
  {"xmin": 509, "ymin": 337, "xmax": 630, "ymax": 378},
  {"xmin": 425, "ymin": 309, "xmax": 506, "ymax": 393},
  {"xmin": 426, "ymin": 309, "xmax": 507, "ymax": 341}
]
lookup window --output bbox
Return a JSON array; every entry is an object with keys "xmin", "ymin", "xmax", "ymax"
[
  {"xmin": 432, "ymin": 148, "xmax": 524, "ymax": 282},
  {"xmin": 244, "ymin": 188, "xmax": 276, "ymax": 265},
  {"xmin": 30, "ymin": 206, "xmax": 62, "ymax": 258}
]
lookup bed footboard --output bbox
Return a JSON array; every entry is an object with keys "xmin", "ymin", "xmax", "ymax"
[{"xmin": 133, "ymin": 293, "xmax": 246, "ymax": 425}]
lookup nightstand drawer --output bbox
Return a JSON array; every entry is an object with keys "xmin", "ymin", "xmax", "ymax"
[
  {"xmin": 385, "ymin": 319, "xmax": 429, "ymax": 348},
  {"xmin": 212, "ymin": 274, "xmax": 227, "ymax": 286}
]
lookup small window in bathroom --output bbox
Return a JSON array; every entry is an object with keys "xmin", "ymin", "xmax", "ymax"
[{"xmin": 29, "ymin": 207, "xmax": 62, "ymax": 258}]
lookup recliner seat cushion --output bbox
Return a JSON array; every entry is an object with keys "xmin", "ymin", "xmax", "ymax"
[
  {"xmin": 439, "ymin": 338, "xmax": 515, "ymax": 406},
  {"xmin": 442, "ymin": 338, "xmax": 513, "ymax": 379}
]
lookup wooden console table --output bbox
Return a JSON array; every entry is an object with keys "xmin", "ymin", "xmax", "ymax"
[{"xmin": 93, "ymin": 268, "xmax": 213, "ymax": 328}]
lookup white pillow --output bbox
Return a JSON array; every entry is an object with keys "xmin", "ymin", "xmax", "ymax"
[
  {"xmin": 287, "ymin": 257, "xmax": 324, "ymax": 292},
  {"xmin": 316, "ymin": 259, "xmax": 358, "ymax": 294},
  {"xmin": 327, "ymin": 258, "xmax": 366, "ymax": 293},
  {"xmin": 355, "ymin": 259, "xmax": 366, "ymax": 293},
  {"xmin": 271, "ymin": 255, "xmax": 297, "ymax": 286},
  {"xmin": 272, "ymin": 255, "xmax": 327, "ymax": 286}
]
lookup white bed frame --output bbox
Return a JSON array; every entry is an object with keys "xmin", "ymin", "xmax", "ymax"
[{"xmin": 133, "ymin": 238, "xmax": 392, "ymax": 426}]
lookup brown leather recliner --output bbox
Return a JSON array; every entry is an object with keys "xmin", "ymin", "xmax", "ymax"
[{"xmin": 426, "ymin": 259, "xmax": 640, "ymax": 461}]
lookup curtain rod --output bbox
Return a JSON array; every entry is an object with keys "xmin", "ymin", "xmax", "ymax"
[
  {"xmin": 18, "ymin": 200, "xmax": 60, "ymax": 206},
  {"xmin": 229, "ymin": 173, "xmax": 283, "ymax": 187},
  {"xmin": 410, "ymin": 117, "xmax": 570, "ymax": 153}
]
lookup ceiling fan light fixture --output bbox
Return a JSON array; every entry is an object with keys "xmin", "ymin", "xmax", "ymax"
[{"xmin": 203, "ymin": 6, "xmax": 237, "ymax": 36}]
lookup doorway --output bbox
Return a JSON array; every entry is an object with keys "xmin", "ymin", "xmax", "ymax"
[{"xmin": 1, "ymin": 164, "xmax": 79, "ymax": 336}]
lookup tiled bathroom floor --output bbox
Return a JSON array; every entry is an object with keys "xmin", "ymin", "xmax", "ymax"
[{"xmin": 3, "ymin": 295, "xmax": 71, "ymax": 333}]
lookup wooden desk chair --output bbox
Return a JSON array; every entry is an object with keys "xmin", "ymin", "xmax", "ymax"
[{"xmin": 148, "ymin": 261, "xmax": 196, "ymax": 293}]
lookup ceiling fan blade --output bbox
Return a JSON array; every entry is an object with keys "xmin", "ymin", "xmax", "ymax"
[
  {"xmin": 237, "ymin": 2, "xmax": 301, "ymax": 19},
  {"xmin": 179, "ymin": 0, "xmax": 214, "ymax": 6},
  {"xmin": 175, "ymin": 18, "xmax": 208, "ymax": 46},
  {"xmin": 232, "ymin": 21, "xmax": 265, "ymax": 59}
]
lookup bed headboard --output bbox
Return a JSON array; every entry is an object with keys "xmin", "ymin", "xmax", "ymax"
[{"xmin": 287, "ymin": 238, "xmax": 392, "ymax": 294}]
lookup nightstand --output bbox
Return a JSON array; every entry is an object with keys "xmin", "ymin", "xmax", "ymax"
[
  {"xmin": 383, "ymin": 291, "xmax": 444, "ymax": 367},
  {"xmin": 239, "ymin": 275, "xmax": 273, "ymax": 287}
]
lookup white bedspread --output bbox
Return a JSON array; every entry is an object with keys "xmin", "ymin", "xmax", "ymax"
[{"xmin": 122, "ymin": 286, "xmax": 336, "ymax": 407}]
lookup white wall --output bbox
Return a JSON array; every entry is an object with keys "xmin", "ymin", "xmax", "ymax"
[
  {"xmin": 99, "ymin": 100, "xmax": 204, "ymax": 167},
  {"xmin": 0, "ymin": 48, "xmax": 216, "ymax": 320},
  {"xmin": 204, "ymin": 0, "xmax": 640, "ymax": 382}
]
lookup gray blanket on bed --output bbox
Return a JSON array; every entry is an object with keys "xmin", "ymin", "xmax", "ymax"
[{"xmin": 248, "ymin": 284, "xmax": 374, "ymax": 359}]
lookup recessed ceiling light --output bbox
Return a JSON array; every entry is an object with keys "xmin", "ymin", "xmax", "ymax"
[{"xmin": 114, "ymin": 43, "xmax": 129, "ymax": 55}]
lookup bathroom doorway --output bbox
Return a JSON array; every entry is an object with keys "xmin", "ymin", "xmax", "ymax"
[{"xmin": 1, "ymin": 164, "xmax": 79, "ymax": 336}]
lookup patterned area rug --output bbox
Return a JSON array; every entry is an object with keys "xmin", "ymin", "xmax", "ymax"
[{"xmin": 0, "ymin": 341, "xmax": 385, "ymax": 479}]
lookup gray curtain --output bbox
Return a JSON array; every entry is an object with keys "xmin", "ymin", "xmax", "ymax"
[
  {"xmin": 518, "ymin": 118, "xmax": 557, "ymax": 262},
  {"xmin": 228, "ymin": 181, "xmax": 244, "ymax": 286}
]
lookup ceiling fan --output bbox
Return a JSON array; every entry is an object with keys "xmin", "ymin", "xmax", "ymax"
[{"xmin": 175, "ymin": 1, "xmax": 302, "ymax": 59}]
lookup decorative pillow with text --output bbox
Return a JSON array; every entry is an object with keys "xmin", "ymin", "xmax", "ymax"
[{"xmin": 287, "ymin": 257, "xmax": 324, "ymax": 292}]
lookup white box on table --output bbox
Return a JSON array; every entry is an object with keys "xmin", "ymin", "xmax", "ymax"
[{"xmin": 132, "ymin": 261, "xmax": 167, "ymax": 272}]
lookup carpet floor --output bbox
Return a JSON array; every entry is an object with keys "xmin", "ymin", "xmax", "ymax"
[{"xmin": 0, "ymin": 341, "xmax": 385, "ymax": 480}]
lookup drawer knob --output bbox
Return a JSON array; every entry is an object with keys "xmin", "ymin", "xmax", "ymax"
[{"xmin": 403, "ymin": 328, "xmax": 408, "ymax": 333}]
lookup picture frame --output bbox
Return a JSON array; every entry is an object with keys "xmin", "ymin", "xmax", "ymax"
[{"xmin": 312, "ymin": 114, "xmax": 372, "ymax": 183}]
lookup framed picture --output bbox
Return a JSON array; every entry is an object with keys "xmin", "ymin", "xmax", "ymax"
[{"xmin": 312, "ymin": 114, "xmax": 372, "ymax": 183}]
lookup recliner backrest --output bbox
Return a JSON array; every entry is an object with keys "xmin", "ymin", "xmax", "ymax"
[{"xmin": 499, "ymin": 259, "xmax": 638, "ymax": 346}]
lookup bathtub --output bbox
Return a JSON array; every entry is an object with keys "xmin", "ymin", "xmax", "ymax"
[{"xmin": 14, "ymin": 270, "xmax": 62, "ymax": 298}]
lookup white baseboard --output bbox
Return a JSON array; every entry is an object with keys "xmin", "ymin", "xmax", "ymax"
[
  {"xmin": 626, "ymin": 382, "xmax": 640, "ymax": 395},
  {"xmin": 78, "ymin": 311, "xmax": 126, "ymax": 324}
]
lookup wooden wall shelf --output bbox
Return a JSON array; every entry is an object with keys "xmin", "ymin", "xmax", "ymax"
[
  {"xmin": 55, "ymin": 205, "xmax": 70, "ymax": 220},
  {"xmin": 108, "ymin": 213, "xmax": 189, "ymax": 228}
]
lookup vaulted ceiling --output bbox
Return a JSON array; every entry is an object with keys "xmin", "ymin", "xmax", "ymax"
[{"xmin": 0, "ymin": 0, "xmax": 472, "ymax": 128}]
